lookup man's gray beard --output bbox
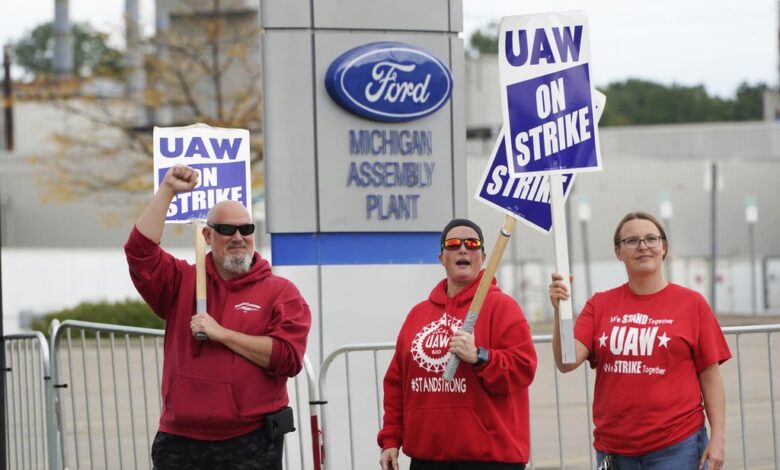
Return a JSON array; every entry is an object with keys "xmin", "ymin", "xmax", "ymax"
[{"xmin": 223, "ymin": 253, "xmax": 252, "ymax": 275}]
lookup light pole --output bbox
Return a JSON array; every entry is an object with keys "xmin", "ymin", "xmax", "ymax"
[
  {"xmin": 708, "ymin": 162, "xmax": 719, "ymax": 311},
  {"xmin": 659, "ymin": 192, "xmax": 673, "ymax": 281},
  {"xmin": 578, "ymin": 195, "xmax": 592, "ymax": 298},
  {"xmin": 746, "ymin": 196, "xmax": 759, "ymax": 314},
  {"xmin": 3, "ymin": 45, "xmax": 12, "ymax": 151}
]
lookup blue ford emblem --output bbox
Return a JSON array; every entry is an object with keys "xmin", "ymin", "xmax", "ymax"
[{"xmin": 325, "ymin": 42, "xmax": 453, "ymax": 122}]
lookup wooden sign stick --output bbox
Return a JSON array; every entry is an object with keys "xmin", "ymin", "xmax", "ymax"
[
  {"xmin": 443, "ymin": 215, "xmax": 516, "ymax": 381},
  {"xmin": 194, "ymin": 221, "xmax": 209, "ymax": 341},
  {"xmin": 550, "ymin": 173, "xmax": 575, "ymax": 363}
]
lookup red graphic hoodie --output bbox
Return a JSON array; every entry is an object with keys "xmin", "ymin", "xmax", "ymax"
[
  {"xmin": 125, "ymin": 226, "xmax": 311, "ymax": 440},
  {"xmin": 378, "ymin": 271, "xmax": 537, "ymax": 463}
]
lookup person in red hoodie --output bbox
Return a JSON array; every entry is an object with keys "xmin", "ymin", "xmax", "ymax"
[
  {"xmin": 378, "ymin": 218, "xmax": 537, "ymax": 470},
  {"xmin": 125, "ymin": 164, "xmax": 311, "ymax": 470}
]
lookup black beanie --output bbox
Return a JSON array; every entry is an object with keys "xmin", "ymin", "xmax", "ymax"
[{"xmin": 440, "ymin": 218, "xmax": 484, "ymax": 248}]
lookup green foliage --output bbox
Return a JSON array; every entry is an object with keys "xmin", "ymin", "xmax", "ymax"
[
  {"xmin": 466, "ymin": 21, "xmax": 767, "ymax": 126},
  {"xmin": 599, "ymin": 79, "xmax": 768, "ymax": 126},
  {"xmin": 13, "ymin": 22, "xmax": 123, "ymax": 80},
  {"xmin": 469, "ymin": 22, "xmax": 499, "ymax": 56},
  {"xmin": 30, "ymin": 300, "xmax": 164, "ymax": 336},
  {"xmin": 733, "ymin": 82, "xmax": 768, "ymax": 120}
]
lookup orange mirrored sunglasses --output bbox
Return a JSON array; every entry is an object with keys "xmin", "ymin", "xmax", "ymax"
[{"xmin": 442, "ymin": 238, "xmax": 482, "ymax": 251}]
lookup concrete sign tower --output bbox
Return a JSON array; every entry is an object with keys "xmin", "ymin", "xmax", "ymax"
[{"xmin": 260, "ymin": 0, "xmax": 466, "ymax": 265}]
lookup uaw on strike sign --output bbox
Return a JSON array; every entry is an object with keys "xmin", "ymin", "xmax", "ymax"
[
  {"xmin": 475, "ymin": 88, "xmax": 605, "ymax": 234},
  {"xmin": 153, "ymin": 124, "xmax": 252, "ymax": 222},
  {"xmin": 498, "ymin": 11, "xmax": 601, "ymax": 177}
]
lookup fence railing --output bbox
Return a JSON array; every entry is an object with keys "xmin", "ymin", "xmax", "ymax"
[
  {"xmin": 316, "ymin": 325, "xmax": 780, "ymax": 470},
  {"xmin": 4, "ymin": 320, "xmax": 319, "ymax": 470},
  {"xmin": 723, "ymin": 324, "xmax": 780, "ymax": 470},
  {"xmin": 4, "ymin": 331, "xmax": 51, "ymax": 470},
  {"xmin": 6, "ymin": 322, "xmax": 780, "ymax": 470}
]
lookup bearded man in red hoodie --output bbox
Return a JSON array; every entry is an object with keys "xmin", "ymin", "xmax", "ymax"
[
  {"xmin": 125, "ymin": 164, "xmax": 311, "ymax": 469},
  {"xmin": 378, "ymin": 218, "xmax": 537, "ymax": 470}
]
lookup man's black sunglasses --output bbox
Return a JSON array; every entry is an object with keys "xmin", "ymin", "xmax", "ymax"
[{"xmin": 207, "ymin": 223, "xmax": 256, "ymax": 236}]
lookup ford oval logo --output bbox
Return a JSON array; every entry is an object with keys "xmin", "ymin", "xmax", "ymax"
[{"xmin": 325, "ymin": 42, "xmax": 453, "ymax": 122}]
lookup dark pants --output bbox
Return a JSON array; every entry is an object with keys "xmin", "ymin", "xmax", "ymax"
[
  {"xmin": 410, "ymin": 459, "xmax": 526, "ymax": 470},
  {"xmin": 151, "ymin": 427, "xmax": 283, "ymax": 470}
]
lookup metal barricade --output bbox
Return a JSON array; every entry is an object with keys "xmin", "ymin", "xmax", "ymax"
[
  {"xmin": 3, "ymin": 319, "xmax": 318, "ymax": 470},
  {"xmin": 285, "ymin": 354, "xmax": 320, "ymax": 470},
  {"xmin": 317, "ymin": 325, "xmax": 780, "ymax": 470},
  {"xmin": 4, "ymin": 331, "xmax": 53, "ymax": 470},
  {"xmin": 318, "ymin": 343, "xmax": 395, "ymax": 470},
  {"xmin": 49, "ymin": 320, "xmax": 166, "ymax": 470},
  {"xmin": 5, "ymin": 322, "xmax": 779, "ymax": 469},
  {"xmin": 723, "ymin": 324, "xmax": 780, "ymax": 470}
]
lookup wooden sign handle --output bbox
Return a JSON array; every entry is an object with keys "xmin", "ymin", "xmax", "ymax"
[
  {"xmin": 443, "ymin": 216, "xmax": 516, "ymax": 381},
  {"xmin": 550, "ymin": 173, "xmax": 575, "ymax": 363},
  {"xmin": 195, "ymin": 222, "xmax": 208, "ymax": 341}
]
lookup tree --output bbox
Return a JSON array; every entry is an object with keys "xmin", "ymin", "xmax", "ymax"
[
  {"xmin": 13, "ymin": 22, "xmax": 123, "ymax": 80},
  {"xmin": 25, "ymin": 1, "xmax": 263, "ymax": 207},
  {"xmin": 464, "ymin": 20, "xmax": 767, "ymax": 126},
  {"xmin": 599, "ymin": 79, "xmax": 767, "ymax": 126},
  {"xmin": 733, "ymin": 82, "xmax": 767, "ymax": 121},
  {"xmin": 468, "ymin": 22, "xmax": 499, "ymax": 57}
]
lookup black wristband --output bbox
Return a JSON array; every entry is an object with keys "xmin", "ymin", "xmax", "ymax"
[{"xmin": 473, "ymin": 346, "xmax": 489, "ymax": 367}]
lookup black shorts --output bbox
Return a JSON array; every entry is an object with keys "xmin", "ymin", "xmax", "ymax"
[{"xmin": 151, "ymin": 427, "xmax": 283, "ymax": 470}]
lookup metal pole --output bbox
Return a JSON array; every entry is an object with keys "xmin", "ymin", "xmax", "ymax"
[
  {"xmin": 663, "ymin": 217, "xmax": 672, "ymax": 281},
  {"xmin": 578, "ymin": 195, "xmax": 592, "ymax": 298},
  {"xmin": 659, "ymin": 192, "xmax": 673, "ymax": 282},
  {"xmin": 746, "ymin": 197, "xmax": 759, "ymax": 315},
  {"xmin": 709, "ymin": 163, "xmax": 718, "ymax": 310},
  {"xmin": 0, "ymin": 155, "xmax": 6, "ymax": 470},
  {"xmin": 3, "ymin": 46, "xmax": 12, "ymax": 151},
  {"xmin": 749, "ymin": 222, "xmax": 757, "ymax": 314},
  {"xmin": 565, "ymin": 186, "xmax": 575, "ymax": 309},
  {"xmin": 511, "ymin": 227, "xmax": 519, "ymax": 300},
  {"xmin": 154, "ymin": 2, "xmax": 173, "ymax": 125},
  {"xmin": 125, "ymin": 0, "xmax": 147, "ymax": 126},
  {"xmin": 581, "ymin": 219, "xmax": 592, "ymax": 298},
  {"xmin": 53, "ymin": 0, "xmax": 73, "ymax": 78}
]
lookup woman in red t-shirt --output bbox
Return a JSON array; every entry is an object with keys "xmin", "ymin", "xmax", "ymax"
[{"xmin": 549, "ymin": 211, "xmax": 730, "ymax": 470}]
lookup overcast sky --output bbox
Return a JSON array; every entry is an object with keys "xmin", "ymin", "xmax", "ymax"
[{"xmin": 1, "ymin": 0, "xmax": 776, "ymax": 97}]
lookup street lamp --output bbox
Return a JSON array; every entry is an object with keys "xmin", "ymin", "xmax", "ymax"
[
  {"xmin": 578, "ymin": 194, "xmax": 592, "ymax": 298},
  {"xmin": 746, "ymin": 196, "xmax": 759, "ymax": 314},
  {"xmin": 659, "ymin": 192, "xmax": 673, "ymax": 281}
]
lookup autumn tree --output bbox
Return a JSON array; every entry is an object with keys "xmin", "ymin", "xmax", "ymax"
[{"xmin": 20, "ymin": 0, "xmax": 263, "ymax": 207}]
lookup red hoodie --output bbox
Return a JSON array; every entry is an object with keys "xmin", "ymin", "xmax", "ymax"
[
  {"xmin": 378, "ymin": 271, "xmax": 537, "ymax": 463},
  {"xmin": 125, "ymin": 226, "xmax": 311, "ymax": 440}
]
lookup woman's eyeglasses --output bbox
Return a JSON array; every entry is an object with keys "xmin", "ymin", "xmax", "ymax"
[
  {"xmin": 207, "ymin": 223, "xmax": 256, "ymax": 236},
  {"xmin": 442, "ymin": 238, "xmax": 483, "ymax": 251},
  {"xmin": 617, "ymin": 235, "xmax": 664, "ymax": 250}
]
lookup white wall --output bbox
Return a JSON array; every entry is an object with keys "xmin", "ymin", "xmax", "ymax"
[
  {"xmin": 1, "ymin": 246, "xmax": 194, "ymax": 334},
  {"xmin": 3, "ymin": 247, "xmax": 777, "ymax": 337}
]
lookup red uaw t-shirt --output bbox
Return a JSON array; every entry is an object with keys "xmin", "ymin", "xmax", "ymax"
[{"xmin": 574, "ymin": 283, "xmax": 731, "ymax": 455}]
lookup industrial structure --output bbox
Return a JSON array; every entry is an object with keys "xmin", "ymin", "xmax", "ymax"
[{"xmin": 0, "ymin": 0, "xmax": 778, "ymax": 334}]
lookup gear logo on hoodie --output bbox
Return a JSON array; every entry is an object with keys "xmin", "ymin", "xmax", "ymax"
[
  {"xmin": 235, "ymin": 302, "xmax": 261, "ymax": 313},
  {"xmin": 411, "ymin": 313, "xmax": 462, "ymax": 372}
]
